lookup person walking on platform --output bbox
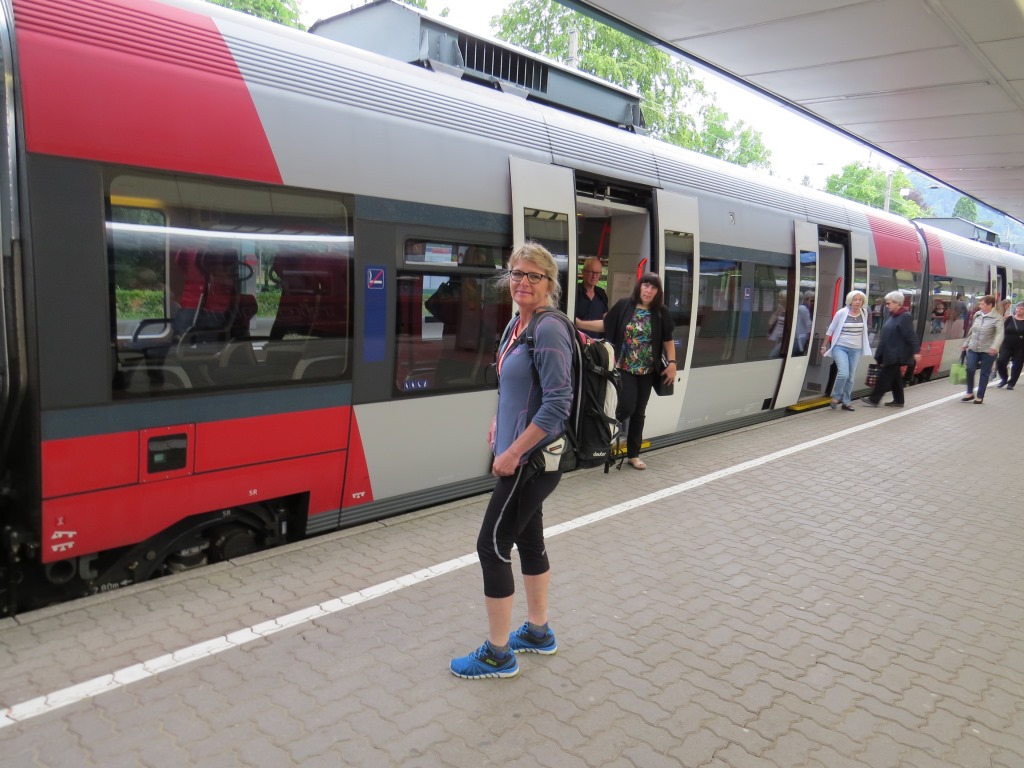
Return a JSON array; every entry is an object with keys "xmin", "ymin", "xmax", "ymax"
[
  {"xmin": 995, "ymin": 301, "xmax": 1024, "ymax": 390},
  {"xmin": 450, "ymin": 242, "xmax": 571, "ymax": 680},
  {"xmin": 821, "ymin": 289, "xmax": 872, "ymax": 411},
  {"xmin": 861, "ymin": 290, "xmax": 920, "ymax": 408},
  {"xmin": 960, "ymin": 294, "xmax": 1004, "ymax": 404}
]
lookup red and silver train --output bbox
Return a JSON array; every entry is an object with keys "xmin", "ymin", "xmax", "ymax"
[{"xmin": 0, "ymin": 0, "xmax": 1021, "ymax": 613}]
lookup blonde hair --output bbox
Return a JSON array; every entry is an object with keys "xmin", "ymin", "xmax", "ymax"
[
  {"xmin": 507, "ymin": 241, "xmax": 561, "ymax": 307},
  {"xmin": 846, "ymin": 289, "xmax": 867, "ymax": 306}
]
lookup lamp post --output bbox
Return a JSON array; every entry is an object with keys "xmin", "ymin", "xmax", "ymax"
[{"xmin": 884, "ymin": 168, "xmax": 910, "ymax": 212}]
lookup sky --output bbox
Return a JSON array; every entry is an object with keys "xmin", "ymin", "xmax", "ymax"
[{"xmin": 297, "ymin": 0, "xmax": 878, "ymax": 189}]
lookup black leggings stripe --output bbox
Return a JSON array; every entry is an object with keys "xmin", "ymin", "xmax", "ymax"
[{"xmin": 476, "ymin": 466, "xmax": 561, "ymax": 598}]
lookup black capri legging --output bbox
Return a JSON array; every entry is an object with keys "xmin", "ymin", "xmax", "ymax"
[{"xmin": 476, "ymin": 466, "xmax": 561, "ymax": 599}]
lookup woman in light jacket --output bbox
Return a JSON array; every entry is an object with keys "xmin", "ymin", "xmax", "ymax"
[
  {"xmin": 821, "ymin": 289, "xmax": 873, "ymax": 411},
  {"xmin": 960, "ymin": 294, "xmax": 1004, "ymax": 404}
]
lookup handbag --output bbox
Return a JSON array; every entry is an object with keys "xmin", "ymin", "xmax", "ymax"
[
  {"xmin": 949, "ymin": 362, "xmax": 967, "ymax": 385},
  {"xmin": 653, "ymin": 354, "xmax": 674, "ymax": 397},
  {"xmin": 865, "ymin": 363, "xmax": 879, "ymax": 388}
]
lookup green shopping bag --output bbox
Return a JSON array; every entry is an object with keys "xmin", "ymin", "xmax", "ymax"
[{"xmin": 950, "ymin": 362, "xmax": 967, "ymax": 385}]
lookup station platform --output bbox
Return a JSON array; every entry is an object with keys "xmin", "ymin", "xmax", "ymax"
[{"xmin": 1, "ymin": 378, "xmax": 1022, "ymax": 767}]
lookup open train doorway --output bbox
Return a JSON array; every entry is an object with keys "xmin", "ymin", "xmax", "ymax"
[
  {"xmin": 573, "ymin": 197, "xmax": 650, "ymax": 310},
  {"xmin": 799, "ymin": 227, "xmax": 856, "ymax": 400}
]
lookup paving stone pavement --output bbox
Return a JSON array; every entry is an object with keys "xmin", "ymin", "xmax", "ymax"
[{"xmin": 1, "ymin": 379, "xmax": 1022, "ymax": 767}]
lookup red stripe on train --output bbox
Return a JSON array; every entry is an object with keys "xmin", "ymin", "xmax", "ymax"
[
  {"xmin": 867, "ymin": 213, "xmax": 922, "ymax": 271},
  {"xmin": 42, "ymin": 452, "xmax": 346, "ymax": 563},
  {"xmin": 43, "ymin": 407, "xmax": 352, "ymax": 498},
  {"xmin": 14, "ymin": 0, "xmax": 281, "ymax": 183},
  {"xmin": 39, "ymin": 406, "xmax": 373, "ymax": 561}
]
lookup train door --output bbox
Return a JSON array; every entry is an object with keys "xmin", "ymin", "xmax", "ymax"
[
  {"xmin": 509, "ymin": 157, "xmax": 576, "ymax": 311},
  {"xmin": 645, "ymin": 189, "xmax": 697, "ymax": 428},
  {"xmin": 995, "ymin": 266, "xmax": 1007, "ymax": 302},
  {"xmin": 798, "ymin": 233, "xmax": 845, "ymax": 399},
  {"xmin": 774, "ymin": 221, "xmax": 819, "ymax": 404}
]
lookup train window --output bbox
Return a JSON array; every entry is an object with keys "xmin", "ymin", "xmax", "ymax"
[
  {"xmin": 691, "ymin": 246, "xmax": 789, "ymax": 367},
  {"xmin": 868, "ymin": 267, "xmax": 922, "ymax": 344},
  {"xmin": 523, "ymin": 208, "xmax": 570, "ymax": 311},
  {"xmin": 664, "ymin": 230, "xmax": 693, "ymax": 366},
  {"xmin": 927, "ymin": 275, "xmax": 988, "ymax": 341},
  {"xmin": 396, "ymin": 240, "xmax": 512, "ymax": 394},
  {"xmin": 107, "ymin": 173, "xmax": 353, "ymax": 397},
  {"xmin": 853, "ymin": 258, "xmax": 868, "ymax": 295},
  {"xmin": 1010, "ymin": 270, "xmax": 1024, "ymax": 309},
  {"xmin": 791, "ymin": 250, "xmax": 817, "ymax": 358}
]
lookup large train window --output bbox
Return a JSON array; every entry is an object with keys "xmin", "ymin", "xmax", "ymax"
[
  {"xmin": 664, "ymin": 230, "xmax": 693, "ymax": 365},
  {"xmin": 691, "ymin": 245, "xmax": 790, "ymax": 367},
  {"xmin": 867, "ymin": 267, "xmax": 922, "ymax": 344},
  {"xmin": 926, "ymin": 274, "xmax": 988, "ymax": 341},
  {"xmin": 107, "ymin": 172, "xmax": 353, "ymax": 397},
  {"xmin": 396, "ymin": 240, "xmax": 512, "ymax": 394}
]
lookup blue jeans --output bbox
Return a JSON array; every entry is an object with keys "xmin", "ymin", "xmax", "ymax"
[
  {"xmin": 830, "ymin": 346, "xmax": 861, "ymax": 405},
  {"xmin": 965, "ymin": 348, "xmax": 996, "ymax": 399}
]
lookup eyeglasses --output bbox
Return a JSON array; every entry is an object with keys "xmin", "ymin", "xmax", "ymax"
[
  {"xmin": 583, "ymin": 270, "xmax": 602, "ymax": 276},
  {"xmin": 509, "ymin": 269, "xmax": 549, "ymax": 285}
]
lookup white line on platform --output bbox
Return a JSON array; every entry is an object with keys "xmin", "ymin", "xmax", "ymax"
[{"xmin": 0, "ymin": 392, "xmax": 962, "ymax": 729}]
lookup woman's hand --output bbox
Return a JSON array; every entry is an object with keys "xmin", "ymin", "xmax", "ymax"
[
  {"xmin": 491, "ymin": 448, "xmax": 521, "ymax": 477},
  {"xmin": 662, "ymin": 361, "xmax": 676, "ymax": 383}
]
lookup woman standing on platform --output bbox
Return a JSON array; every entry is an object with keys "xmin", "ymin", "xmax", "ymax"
[
  {"xmin": 450, "ymin": 242, "xmax": 571, "ymax": 680},
  {"xmin": 995, "ymin": 301, "xmax": 1024, "ymax": 390},
  {"xmin": 960, "ymin": 294, "xmax": 1004, "ymax": 404},
  {"xmin": 821, "ymin": 289, "xmax": 873, "ymax": 411},
  {"xmin": 603, "ymin": 272, "xmax": 675, "ymax": 470},
  {"xmin": 861, "ymin": 290, "xmax": 921, "ymax": 408}
]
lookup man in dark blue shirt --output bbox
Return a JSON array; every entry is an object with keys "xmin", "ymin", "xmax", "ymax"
[{"xmin": 574, "ymin": 257, "xmax": 609, "ymax": 339}]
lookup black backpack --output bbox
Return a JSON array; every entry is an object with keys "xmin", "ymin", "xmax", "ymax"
[{"xmin": 501, "ymin": 309, "xmax": 622, "ymax": 474}]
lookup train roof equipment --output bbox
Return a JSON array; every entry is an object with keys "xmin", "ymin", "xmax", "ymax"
[{"xmin": 309, "ymin": 0, "xmax": 646, "ymax": 133}]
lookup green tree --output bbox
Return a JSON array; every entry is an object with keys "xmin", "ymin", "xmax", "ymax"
[
  {"xmin": 952, "ymin": 196, "xmax": 979, "ymax": 222},
  {"xmin": 206, "ymin": 0, "xmax": 303, "ymax": 29},
  {"xmin": 492, "ymin": 0, "xmax": 770, "ymax": 169},
  {"xmin": 824, "ymin": 162, "xmax": 924, "ymax": 219}
]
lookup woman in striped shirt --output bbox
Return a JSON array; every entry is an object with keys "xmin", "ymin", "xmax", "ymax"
[{"xmin": 821, "ymin": 290, "xmax": 874, "ymax": 411}]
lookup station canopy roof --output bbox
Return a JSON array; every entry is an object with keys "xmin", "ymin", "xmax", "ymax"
[{"xmin": 563, "ymin": 0, "xmax": 1024, "ymax": 224}]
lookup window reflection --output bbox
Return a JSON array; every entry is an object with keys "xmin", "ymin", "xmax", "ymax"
[
  {"xmin": 692, "ymin": 250, "xmax": 789, "ymax": 367},
  {"xmin": 109, "ymin": 173, "xmax": 352, "ymax": 397},
  {"xmin": 396, "ymin": 240, "xmax": 512, "ymax": 394},
  {"xmin": 868, "ymin": 267, "xmax": 923, "ymax": 344},
  {"xmin": 523, "ymin": 208, "xmax": 569, "ymax": 311},
  {"xmin": 925, "ymin": 275, "xmax": 988, "ymax": 341}
]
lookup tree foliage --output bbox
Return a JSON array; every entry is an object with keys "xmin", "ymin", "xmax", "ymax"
[
  {"xmin": 491, "ymin": 0, "xmax": 770, "ymax": 169},
  {"xmin": 206, "ymin": 0, "xmax": 303, "ymax": 29},
  {"xmin": 824, "ymin": 163, "xmax": 925, "ymax": 219},
  {"xmin": 952, "ymin": 196, "xmax": 979, "ymax": 222}
]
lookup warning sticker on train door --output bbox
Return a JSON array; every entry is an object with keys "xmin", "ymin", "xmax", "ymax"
[{"xmin": 367, "ymin": 268, "xmax": 384, "ymax": 289}]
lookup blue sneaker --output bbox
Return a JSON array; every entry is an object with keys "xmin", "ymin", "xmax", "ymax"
[
  {"xmin": 450, "ymin": 642, "xmax": 519, "ymax": 679},
  {"xmin": 508, "ymin": 622, "xmax": 558, "ymax": 655}
]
